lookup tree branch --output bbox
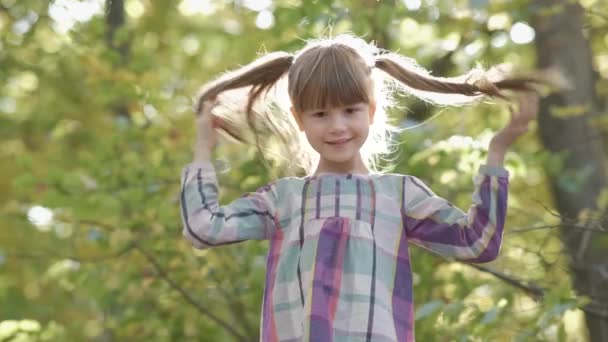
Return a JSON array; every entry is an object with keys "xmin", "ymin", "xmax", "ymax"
[
  {"xmin": 507, "ymin": 224, "xmax": 608, "ymax": 234},
  {"xmin": 133, "ymin": 243, "xmax": 250, "ymax": 342},
  {"xmin": 209, "ymin": 252, "xmax": 258, "ymax": 337},
  {"xmin": 54, "ymin": 217, "xmax": 250, "ymax": 342},
  {"xmin": 4, "ymin": 243, "xmax": 135, "ymax": 263},
  {"xmin": 467, "ymin": 264, "xmax": 545, "ymax": 300}
]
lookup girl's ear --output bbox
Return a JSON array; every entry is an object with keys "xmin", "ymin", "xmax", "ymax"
[
  {"xmin": 290, "ymin": 106, "xmax": 305, "ymax": 131},
  {"xmin": 369, "ymin": 102, "xmax": 376, "ymax": 125}
]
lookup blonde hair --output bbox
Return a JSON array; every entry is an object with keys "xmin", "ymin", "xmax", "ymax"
[{"xmin": 195, "ymin": 34, "xmax": 544, "ymax": 176}]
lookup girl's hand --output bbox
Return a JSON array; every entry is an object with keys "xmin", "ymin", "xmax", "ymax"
[
  {"xmin": 193, "ymin": 99, "xmax": 221, "ymax": 160},
  {"xmin": 490, "ymin": 92, "xmax": 539, "ymax": 149}
]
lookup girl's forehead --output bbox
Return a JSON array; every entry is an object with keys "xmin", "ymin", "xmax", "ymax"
[{"xmin": 289, "ymin": 50, "xmax": 374, "ymax": 113}]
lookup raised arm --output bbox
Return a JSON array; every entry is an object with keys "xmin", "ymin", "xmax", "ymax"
[
  {"xmin": 180, "ymin": 162, "xmax": 278, "ymax": 249},
  {"xmin": 402, "ymin": 93, "xmax": 537, "ymax": 262},
  {"xmin": 180, "ymin": 98, "xmax": 278, "ymax": 249},
  {"xmin": 402, "ymin": 166, "xmax": 509, "ymax": 263}
]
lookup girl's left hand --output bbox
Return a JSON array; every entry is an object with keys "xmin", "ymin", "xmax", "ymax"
[
  {"xmin": 193, "ymin": 98, "xmax": 221, "ymax": 161},
  {"xmin": 490, "ymin": 92, "xmax": 539, "ymax": 149}
]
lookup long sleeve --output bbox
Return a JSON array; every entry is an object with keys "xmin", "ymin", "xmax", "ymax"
[
  {"xmin": 180, "ymin": 161, "xmax": 279, "ymax": 249},
  {"xmin": 402, "ymin": 165, "xmax": 509, "ymax": 263}
]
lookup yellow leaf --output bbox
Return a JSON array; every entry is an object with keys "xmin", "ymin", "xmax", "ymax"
[
  {"xmin": 549, "ymin": 104, "xmax": 590, "ymax": 118},
  {"xmin": 596, "ymin": 189, "xmax": 608, "ymax": 210},
  {"xmin": 588, "ymin": 115, "xmax": 608, "ymax": 131}
]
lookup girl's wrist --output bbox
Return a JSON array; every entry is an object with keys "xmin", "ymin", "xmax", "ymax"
[
  {"xmin": 487, "ymin": 140, "xmax": 508, "ymax": 167},
  {"xmin": 489, "ymin": 132, "xmax": 514, "ymax": 150},
  {"xmin": 489, "ymin": 137, "xmax": 507, "ymax": 149},
  {"xmin": 193, "ymin": 140, "xmax": 214, "ymax": 161}
]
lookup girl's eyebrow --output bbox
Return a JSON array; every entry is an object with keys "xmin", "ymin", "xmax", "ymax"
[
  {"xmin": 304, "ymin": 102, "xmax": 367, "ymax": 113},
  {"xmin": 304, "ymin": 109, "xmax": 325, "ymax": 114}
]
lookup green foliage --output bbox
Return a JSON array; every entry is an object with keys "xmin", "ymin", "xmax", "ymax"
[{"xmin": 1, "ymin": 0, "xmax": 605, "ymax": 341}]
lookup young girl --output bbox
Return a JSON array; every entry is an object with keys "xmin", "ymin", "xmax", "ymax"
[{"xmin": 180, "ymin": 34, "xmax": 540, "ymax": 342}]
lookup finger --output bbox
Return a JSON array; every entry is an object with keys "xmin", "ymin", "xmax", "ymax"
[
  {"xmin": 517, "ymin": 93, "xmax": 535, "ymax": 115},
  {"xmin": 199, "ymin": 98, "xmax": 219, "ymax": 116},
  {"xmin": 522, "ymin": 94, "xmax": 539, "ymax": 119},
  {"xmin": 211, "ymin": 116, "xmax": 223, "ymax": 129},
  {"xmin": 519, "ymin": 93, "xmax": 530, "ymax": 111},
  {"xmin": 530, "ymin": 94, "xmax": 540, "ymax": 113},
  {"xmin": 201, "ymin": 99, "xmax": 215, "ymax": 115},
  {"xmin": 508, "ymin": 104, "xmax": 517, "ymax": 120}
]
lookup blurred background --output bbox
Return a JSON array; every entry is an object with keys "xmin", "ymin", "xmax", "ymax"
[{"xmin": 1, "ymin": 0, "xmax": 607, "ymax": 341}]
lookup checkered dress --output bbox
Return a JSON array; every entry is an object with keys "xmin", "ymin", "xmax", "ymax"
[{"xmin": 180, "ymin": 162, "xmax": 509, "ymax": 342}]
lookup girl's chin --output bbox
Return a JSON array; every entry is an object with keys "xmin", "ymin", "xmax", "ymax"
[{"xmin": 319, "ymin": 153, "xmax": 358, "ymax": 165}]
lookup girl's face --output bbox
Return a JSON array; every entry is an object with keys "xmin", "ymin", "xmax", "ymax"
[{"xmin": 292, "ymin": 101, "xmax": 376, "ymax": 173}]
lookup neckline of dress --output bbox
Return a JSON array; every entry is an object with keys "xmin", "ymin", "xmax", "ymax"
[{"xmin": 304, "ymin": 172, "xmax": 382, "ymax": 179}]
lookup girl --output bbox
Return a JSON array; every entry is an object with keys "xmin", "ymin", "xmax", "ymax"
[{"xmin": 180, "ymin": 34, "xmax": 540, "ymax": 342}]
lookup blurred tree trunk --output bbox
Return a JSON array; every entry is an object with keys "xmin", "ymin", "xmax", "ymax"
[
  {"xmin": 532, "ymin": 1, "xmax": 608, "ymax": 341},
  {"xmin": 98, "ymin": 4, "xmax": 127, "ymax": 342},
  {"xmin": 106, "ymin": 0, "xmax": 130, "ymax": 121}
]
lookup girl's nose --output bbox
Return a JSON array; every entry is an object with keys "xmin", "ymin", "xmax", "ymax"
[{"xmin": 328, "ymin": 115, "xmax": 347, "ymax": 132}]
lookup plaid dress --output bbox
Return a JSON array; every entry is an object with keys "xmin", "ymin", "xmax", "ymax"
[{"xmin": 180, "ymin": 162, "xmax": 509, "ymax": 342}]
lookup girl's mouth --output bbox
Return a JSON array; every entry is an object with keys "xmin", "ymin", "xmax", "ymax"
[{"xmin": 326, "ymin": 138, "xmax": 352, "ymax": 146}]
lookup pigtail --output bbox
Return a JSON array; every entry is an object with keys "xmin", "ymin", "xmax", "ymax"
[
  {"xmin": 193, "ymin": 51, "xmax": 295, "ymax": 154},
  {"xmin": 196, "ymin": 51, "xmax": 294, "ymax": 113},
  {"xmin": 374, "ymin": 53, "xmax": 545, "ymax": 104}
]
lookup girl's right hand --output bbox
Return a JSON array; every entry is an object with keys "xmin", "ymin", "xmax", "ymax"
[
  {"xmin": 193, "ymin": 99, "xmax": 220, "ymax": 160},
  {"xmin": 490, "ymin": 92, "xmax": 539, "ymax": 149}
]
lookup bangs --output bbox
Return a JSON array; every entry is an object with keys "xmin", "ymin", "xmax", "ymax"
[{"xmin": 289, "ymin": 45, "xmax": 373, "ymax": 113}]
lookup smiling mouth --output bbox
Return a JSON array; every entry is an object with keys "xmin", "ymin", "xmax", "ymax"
[{"xmin": 326, "ymin": 138, "xmax": 352, "ymax": 145}]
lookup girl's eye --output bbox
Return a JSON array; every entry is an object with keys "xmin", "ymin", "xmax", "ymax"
[
  {"xmin": 345, "ymin": 107, "xmax": 358, "ymax": 114},
  {"xmin": 313, "ymin": 112, "xmax": 326, "ymax": 118}
]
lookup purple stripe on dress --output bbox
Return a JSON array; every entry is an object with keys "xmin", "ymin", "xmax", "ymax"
[
  {"xmin": 335, "ymin": 179, "xmax": 340, "ymax": 217},
  {"xmin": 496, "ymin": 178, "xmax": 508, "ymax": 229},
  {"xmin": 356, "ymin": 179, "xmax": 361, "ymax": 220},
  {"xmin": 262, "ymin": 229, "xmax": 284, "ymax": 342},
  {"xmin": 309, "ymin": 217, "xmax": 349, "ymax": 342},
  {"xmin": 404, "ymin": 217, "xmax": 488, "ymax": 247},
  {"xmin": 392, "ymin": 228, "xmax": 414, "ymax": 341},
  {"xmin": 297, "ymin": 180, "xmax": 311, "ymax": 307},
  {"xmin": 365, "ymin": 178, "xmax": 377, "ymax": 342},
  {"xmin": 465, "ymin": 178, "xmax": 508, "ymax": 263},
  {"xmin": 395, "ymin": 176, "xmax": 415, "ymax": 342},
  {"xmin": 309, "ymin": 315, "xmax": 332, "ymax": 342},
  {"xmin": 404, "ymin": 176, "xmax": 494, "ymax": 247},
  {"xmin": 392, "ymin": 177, "xmax": 414, "ymax": 342}
]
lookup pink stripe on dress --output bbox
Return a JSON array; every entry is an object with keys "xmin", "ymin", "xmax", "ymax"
[{"xmin": 262, "ymin": 227, "xmax": 285, "ymax": 342}]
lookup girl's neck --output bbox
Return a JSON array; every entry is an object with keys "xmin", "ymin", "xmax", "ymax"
[{"xmin": 312, "ymin": 156, "xmax": 369, "ymax": 176}]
